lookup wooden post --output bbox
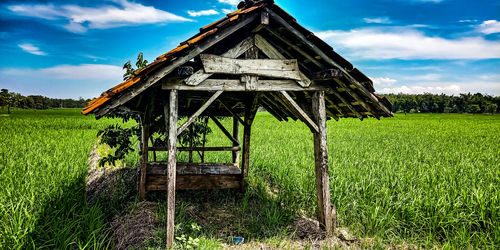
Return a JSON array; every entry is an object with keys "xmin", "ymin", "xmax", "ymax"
[
  {"xmin": 241, "ymin": 94, "xmax": 259, "ymax": 185},
  {"xmin": 164, "ymin": 90, "xmax": 178, "ymax": 248},
  {"xmin": 139, "ymin": 123, "xmax": 149, "ymax": 200},
  {"xmin": 311, "ymin": 91, "xmax": 334, "ymax": 234},
  {"xmin": 232, "ymin": 115, "xmax": 240, "ymax": 166}
]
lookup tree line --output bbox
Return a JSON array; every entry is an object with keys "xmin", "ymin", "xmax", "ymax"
[
  {"xmin": 1, "ymin": 88, "xmax": 498, "ymax": 114},
  {"xmin": 386, "ymin": 93, "xmax": 499, "ymax": 114},
  {"xmin": 0, "ymin": 89, "xmax": 91, "ymax": 114}
]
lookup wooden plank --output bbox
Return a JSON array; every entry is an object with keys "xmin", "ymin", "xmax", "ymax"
[
  {"xmin": 139, "ymin": 123, "xmax": 149, "ymax": 200},
  {"xmin": 278, "ymin": 91, "xmax": 319, "ymax": 133},
  {"xmin": 232, "ymin": 115, "xmax": 240, "ymax": 166},
  {"xmin": 184, "ymin": 36, "xmax": 255, "ymax": 86},
  {"xmin": 147, "ymin": 162, "xmax": 241, "ymax": 175},
  {"xmin": 209, "ymin": 116, "xmax": 239, "ymax": 145},
  {"xmin": 147, "ymin": 175, "xmax": 241, "ymax": 191},
  {"xmin": 200, "ymin": 54, "xmax": 302, "ymax": 81},
  {"xmin": 254, "ymin": 34, "xmax": 311, "ymax": 87},
  {"xmin": 149, "ymin": 146, "xmax": 240, "ymax": 152},
  {"xmin": 95, "ymin": 14, "xmax": 258, "ymax": 118},
  {"xmin": 164, "ymin": 90, "xmax": 178, "ymax": 249},
  {"xmin": 266, "ymin": 8, "xmax": 392, "ymax": 117},
  {"xmin": 177, "ymin": 90, "xmax": 223, "ymax": 135},
  {"xmin": 163, "ymin": 79, "xmax": 329, "ymax": 91},
  {"xmin": 252, "ymin": 10, "xmax": 270, "ymax": 32},
  {"xmin": 311, "ymin": 91, "xmax": 334, "ymax": 234}
]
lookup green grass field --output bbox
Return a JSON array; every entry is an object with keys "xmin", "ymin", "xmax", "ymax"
[{"xmin": 0, "ymin": 109, "xmax": 499, "ymax": 249}]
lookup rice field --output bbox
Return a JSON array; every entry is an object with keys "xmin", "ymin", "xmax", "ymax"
[{"xmin": 0, "ymin": 109, "xmax": 499, "ymax": 248}]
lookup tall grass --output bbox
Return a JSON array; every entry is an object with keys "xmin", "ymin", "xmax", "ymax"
[{"xmin": 1, "ymin": 110, "xmax": 498, "ymax": 248}]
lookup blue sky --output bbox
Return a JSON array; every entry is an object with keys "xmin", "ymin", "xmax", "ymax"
[{"xmin": 0, "ymin": 0, "xmax": 498, "ymax": 98}]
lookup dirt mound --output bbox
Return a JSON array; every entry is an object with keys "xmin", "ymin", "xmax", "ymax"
[
  {"xmin": 291, "ymin": 217, "xmax": 326, "ymax": 241},
  {"xmin": 110, "ymin": 201, "xmax": 159, "ymax": 250}
]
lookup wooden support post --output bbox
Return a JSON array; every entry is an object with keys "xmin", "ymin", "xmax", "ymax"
[
  {"xmin": 232, "ymin": 115, "xmax": 240, "ymax": 166},
  {"xmin": 139, "ymin": 123, "xmax": 149, "ymax": 200},
  {"xmin": 311, "ymin": 91, "xmax": 334, "ymax": 234},
  {"xmin": 164, "ymin": 90, "xmax": 178, "ymax": 248},
  {"xmin": 241, "ymin": 94, "xmax": 259, "ymax": 184}
]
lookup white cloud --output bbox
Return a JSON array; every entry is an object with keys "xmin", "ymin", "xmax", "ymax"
[
  {"xmin": 222, "ymin": 9, "xmax": 234, "ymax": 14},
  {"xmin": 363, "ymin": 17, "xmax": 392, "ymax": 24},
  {"xmin": 477, "ymin": 20, "xmax": 500, "ymax": 35},
  {"xmin": 380, "ymin": 84, "xmax": 461, "ymax": 95},
  {"xmin": 218, "ymin": 0, "xmax": 240, "ymax": 6},
  {"xmin": 316, "ymin": 28, "xmax": 500, "ymax": 60},
  {"xmin": 372, "ymin": 77, "xmax": 397, "ymax": 88},
  {"xmin": 187, "ymin": 9, "xmax": 219, "ymax": 17},
  {"xmin": 1, "ymin": 64, "xmax": 122, "ymax": 81},
  {"xmin": 18, "ymin": 43, "xmax": 47, "ymax": 56},
  {"xmin": 8, "ymin": 0, "xmax": 192, "ymax": 33}
]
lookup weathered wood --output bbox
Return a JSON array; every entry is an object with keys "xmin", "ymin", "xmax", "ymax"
[
  {"xmin": 266, "ymin": 8, "xmax": 392, "ymax": 117},
  {"xmin": 200, "ymin": 54, "xmax": 301, "ymax": 81},
  {"xmin": 312, "ymin": 69, "xmax": 343, "ymax": 80},
  {"xmin": 334, "ymin": 79, "xmax": 379, "ymax": 119},
  {"xmin": 311, "ymin": 91, "xmax": 334, "ymax": 234},
  {"xmin": 278, "ymin": 91, "xmax": 319, "ymax": 133},
  {"xmin": 147, "ymin": 162, "xmax": 241, "ymax": 175},
  {"xmin": 163, "ymin": 79, "xmax": 329, "ymax": 91},
  {"xmin": 147, "ymin": 175, "xmax": 241, "ymax": 190},
  {"xmin": 252, "ymin": 10, "xmax": 270, "ymax": 32},
  {"xmin": 176, "ymin": 66, "xmax": 194, "ymax": 77},
  {"xmin": 324, "ymin": 94, "xmax": 345, "ymax": 116},
  {"xmin": 254, "ymin": 34, "xmax": 311, "ymax": 87},
  {"xmin": 164, "ymin": 90, "xmax": 178, "ymax": 249},
  {"xmin": 218, "ymin": 100, "xmax": 245, "ymax": 125},
  {"xmin": 139, "ymin": 123, "xmax": 149, "ymax": 200},
  {"xmin": 242, "ymin": 94, "xmax": 259, "ymax": 181},
  {"xmin": 209, "ymin": 116, "xmax": 239, "ymax": 145},
  {"xmin": 177, "ymin": 90, "xmax": 223, "ymax": 135},
  {"xmin": 330, "ymin": 89, "xmax": 363, "ymax": 120},
  {"xmin": 232, "ymin": 115, "xmax": 240, "ymax": 166},
  {"xmin": 244, "ymin": 46, "xmax": 259, "ymax": 90},
  {"xmin": 185, "ymin": 36, "xmax": 255, "ymax": 86},
  {"xmin": 94, "ymin": 13, "xmax": 258, "ymax": 118}
]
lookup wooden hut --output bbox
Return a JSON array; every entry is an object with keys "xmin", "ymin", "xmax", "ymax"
[{"xmin": 82, "ymin": 0, "xmax": 392, "ymax": 247}]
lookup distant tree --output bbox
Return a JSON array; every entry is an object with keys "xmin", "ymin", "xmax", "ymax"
[
  {"xmin": 123, "ymin": 52, "xmax": 148, "ymax": 81},
  {"xmin": 467, "ymin": 104, "xmax": 481, "ymax": 114},
  {"xmin": 485, "ymin": 103, "xmax": 498, "ymax": 114}
]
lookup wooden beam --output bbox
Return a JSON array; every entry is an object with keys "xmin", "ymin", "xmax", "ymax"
[
  {"xmin": 147, "ymin": 175, "xmax": 241, "ymax": 191},
  {"xmin": 266, "ymin": 8, "xmax": 392, "ymax": 117},
  {"xmin": 334, "ymin": 79, "xmax": 380, "ymax": 119},
  {"xmin": 164, "ymin": 90, "xmax": 178, "ymax": 249},
  {"xmin": 278, "ymin": 91, "xmax": 319, "ymax": 133},
  {"xmin": 139, "ymin": 123, "xmax": 149, "ymax": 200},
  {"xmin": 242, "ymin": 94, "xmax": 259, "ymax": 182},
  {"xmin": 185, "ymin": 36, "xmax": 255, "ymax": 86},
  {"xmin": 209, "ymin": 116, "xmax": 239, "ymax": 145},
  {"xmin": 177, "ymin": 90, "xmax": 223, "ymax": 136},
  {"xmin": 218, "ymin": 100, "xmax": 245, "ymax": 125},
  {"xmin": 252, "ymin": 10, "xmax": 270, "ymax": 32},
  {"xmin": 243, "ymin": 46, "xmax": 259, "ymax": 90},
  {"xmin": 200, "ymin": 54, "xmax": 302, "ymax": 81},
  {"xmin": 232, "ymin": 115, "xmax": 240, "ymax": 166},
  {"xmin": 330, "ymin": 89, "xmax": 363, "ymax": 120},
  {"xmin": 254, "ymin": 34, "xmax": 311, "ymax": 87},
  {"xmin": 95, "ymin": 14, "xmax": 258, "ymax": 118},
  {"xmin": 163, "ymin": 79, "xmax": 329, "ymax": 91},
  {"xmin": 311, "ymin": 91, "xmax": 334, "ymax": 234}
]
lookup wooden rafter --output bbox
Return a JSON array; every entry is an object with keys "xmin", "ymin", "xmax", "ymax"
[{"xmin": 278, "ymin": 91, "xmax": 319, "ymax": 133}]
